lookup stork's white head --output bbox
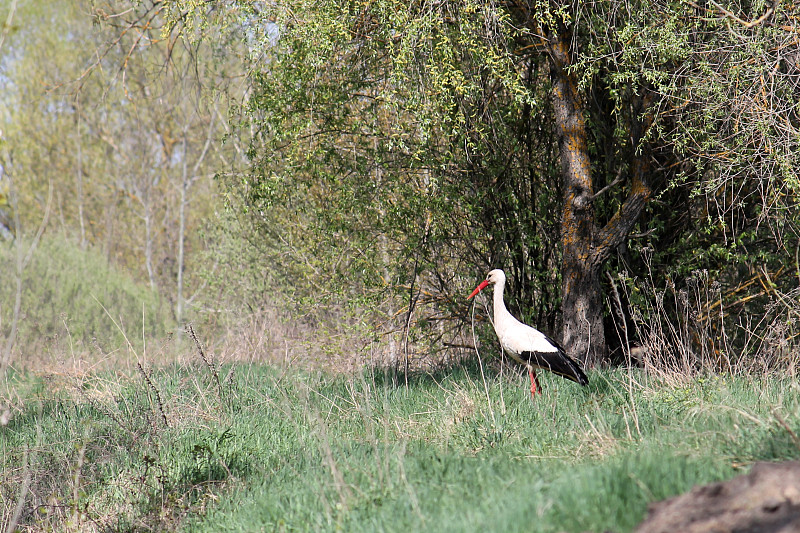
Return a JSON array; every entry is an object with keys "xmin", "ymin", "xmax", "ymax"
[
  {"xmin": 486, "ymin": 269, "xmax": 506, "ymax": 285},
  {"xmin": 467, "ymin": 269, "xmax": 506, "ymax": 299}
]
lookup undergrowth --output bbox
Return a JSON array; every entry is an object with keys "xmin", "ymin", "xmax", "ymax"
[{"xmin": 0, "ymin": 236, "xmax": 173, "ymax": 360}]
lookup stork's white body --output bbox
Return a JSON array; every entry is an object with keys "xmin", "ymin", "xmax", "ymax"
[
  {"xmin": 490, "ymin": 276, "xmax": 559, "ymax": 359},
  {"xmin": 468, "ymin": 269, "xmax": 588, "ymax": 396}
]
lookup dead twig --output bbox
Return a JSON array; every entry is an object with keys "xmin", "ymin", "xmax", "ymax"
[
  {"xmin": 590, "ymin": 169, "xmax": 624, "ymax": 201},
  {"xmin": 708, "ymin": 0, "xmax": 781, "ymax": 29},
  {"xmin": 186, "ymin": 324, "xmax": 224, "ymax": 398},
  {"xmin": 773, "ymin": 410, "xmax": 800, "ymax": 453},
  {"xmin": 137, "ymin": 362, "xmax": 170, "ymax": 428}
]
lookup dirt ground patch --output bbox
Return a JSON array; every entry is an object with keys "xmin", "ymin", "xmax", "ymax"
[{"xmin": 635, "ymin": 461, "xmax": 800, "ymax": 533}]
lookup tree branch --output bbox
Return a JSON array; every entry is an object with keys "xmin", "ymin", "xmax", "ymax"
[
  {"xmin": 0, "ymin": 0, "xmax": 18, "ymax": 55},
  {"xmin": 592, "ymin": 95, "xmax": 656, "ymax": 266},
  {"xmin": 692, "ymin": 0, "xmax": 781, "ymax": 29},
  {"xmin": 590, "ymin": 168, "xmax": 624, "ymax": 202}
]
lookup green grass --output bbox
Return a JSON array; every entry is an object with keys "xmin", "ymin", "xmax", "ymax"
[
  {"xmin": 2, "ymin": 361, "xmax": 799, "ymax": 532},
  {"xmin": 0, "ymin": 236, "xmax": 173, "ymax": 357}
]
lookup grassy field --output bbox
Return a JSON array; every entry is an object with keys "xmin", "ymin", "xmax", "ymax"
[{"xmin": 2, "ymin": 354, "xmax": 799, "ymax": 533}]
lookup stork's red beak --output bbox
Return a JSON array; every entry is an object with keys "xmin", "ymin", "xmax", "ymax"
[{"xmin": 468, "ymin": 279, "xmax": 489, "ymax": 299}]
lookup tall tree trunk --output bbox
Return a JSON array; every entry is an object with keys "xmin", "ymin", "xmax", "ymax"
[
  {"xmin": 499, "ymin": 7, "xmax": 656, "ymax": 367},
  {"xmin": 547, "ymin": 29, "xmax": 607, "ymax": 366},
  {"xmin": 75, "ymin": 112, "xmax": 86, "ymax": 250},
  {"xmin": 144, "ymin": 204, "xmax": 156, "ymax": 292},
  {"xmin": 176, "ymin": 134, "xmax": 188, "ymax": 327},
  {"xmin": 546, "ymin": 27, "xmax": 656, "ymax": 367}
]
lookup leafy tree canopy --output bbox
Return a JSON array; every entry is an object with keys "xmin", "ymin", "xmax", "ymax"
[{"xmin": 163, "ymin": 0, "xmax": 800, "ymax": 368}]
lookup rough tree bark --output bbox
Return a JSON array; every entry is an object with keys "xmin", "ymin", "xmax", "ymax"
[
  {"xmin": 550, "ymin": 28, "xmax": 656, "ymax": 366},
  {"xmin": 546, "ymin": 29, "xmax": 608, "ymax": 365},
  {"xmin": 503, "ymin": 10, "xmax": 656, "ymax": 367}
]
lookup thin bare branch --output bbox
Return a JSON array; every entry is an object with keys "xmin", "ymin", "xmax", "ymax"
[
  {"xmin": 707, "ymin": 0, "xmax": 781, "ymax": 29},
  {"xmin": 590, "ymin": 168, "xmax": 624, "ymax": 202},
  {"xmin": 0, "ymin": 0, "xmax": 18, "ymax": 55}
]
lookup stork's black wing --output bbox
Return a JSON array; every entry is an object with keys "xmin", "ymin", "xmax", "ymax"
[{"xmin": 519, "ymin": 348, "xmax": 589, "ymax": 386}]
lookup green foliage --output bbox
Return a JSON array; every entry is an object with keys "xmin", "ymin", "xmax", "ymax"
[
  {"xmin": 0, "ymin": 236, "xmax": 173, "ymax": 355},
  {"xmin": 186, "ymin": 0, "xmax": 567, "ymax": 341},
  {"xmin": 591, "ymin": 0, "xmax": 800, "ymax": 265},
  {"xmin": 1, "ymin": 0, "xmax": 232, "ymax": 335},
  {"xmin": 164, "ymin": 0, "xmax": 800, "ymax": 365}
]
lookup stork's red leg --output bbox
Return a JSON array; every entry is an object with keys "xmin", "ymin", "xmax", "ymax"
[{"xmin": 529, "ymin": 368, "xmax": 541, "ymax": 397}]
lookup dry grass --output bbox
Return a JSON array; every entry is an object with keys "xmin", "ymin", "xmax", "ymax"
[{"xmin": 608, "ymin": 264, "xmax": 800, "ymax": 383}]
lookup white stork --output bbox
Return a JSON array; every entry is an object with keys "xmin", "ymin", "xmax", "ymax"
[{"xmin": 468, "ymin": 269, "xmax": 589, "ymax": 397}]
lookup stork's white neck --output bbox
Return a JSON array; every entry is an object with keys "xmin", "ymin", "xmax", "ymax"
[{"xmin": 492, "ymin": 276, "xmax": 509, "ymax": 324}]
